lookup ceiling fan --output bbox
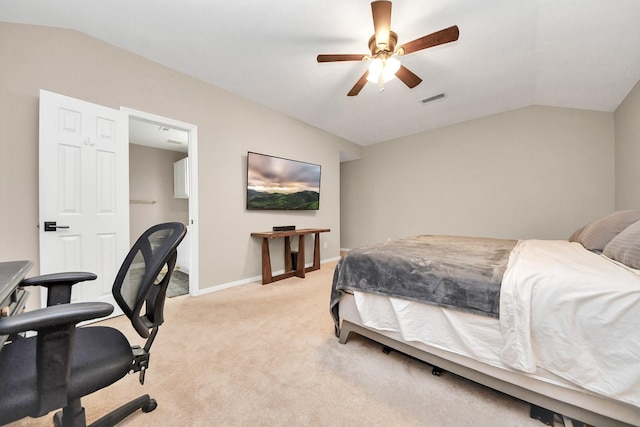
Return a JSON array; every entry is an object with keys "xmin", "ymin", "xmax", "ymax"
[{"xmin": 317, "ymin": 1, "xmax": 459, "ymax": 96}]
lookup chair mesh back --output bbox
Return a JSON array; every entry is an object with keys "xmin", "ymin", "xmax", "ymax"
[{"xmin": 113, "ymin": 222, "xmax": 186, "ymax": 338}]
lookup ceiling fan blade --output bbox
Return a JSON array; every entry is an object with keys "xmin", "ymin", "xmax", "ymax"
[
  {"xmin": 347, "ymin": 71, "xmax": 370, "ymax": 96},
  {"xmin": 397, "ymin": 25, "xmax": 459, "ymax": 56},
  {"xmin": 317, "ymin": 54, "xmax": 367, "ymax": 63},
  {"xmin": 371, "ymin": 1, "xmax": 392, "ymax": 50},
  {"xmin": 395, "ymin": 65, "xmax": 422, "ymax": 89}
]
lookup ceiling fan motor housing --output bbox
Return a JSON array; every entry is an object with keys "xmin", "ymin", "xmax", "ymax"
[{"xmin": 369, "ymin": 31, "xmax": 398, "ymax": 58}]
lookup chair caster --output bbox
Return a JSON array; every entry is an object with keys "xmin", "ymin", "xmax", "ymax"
[{"xmin": 142, "ymin": 398, "xmax": 157, "ymax": 413}]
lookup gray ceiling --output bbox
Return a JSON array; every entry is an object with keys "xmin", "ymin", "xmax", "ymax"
[{"xmin": 2, "ymin": 0, "xmax": 640, "ymax": 146}]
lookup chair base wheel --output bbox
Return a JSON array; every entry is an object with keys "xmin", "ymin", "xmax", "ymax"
[
  {"xmin": 88, "ymin": 394, "xmax": 157, "ymax": 427},
  {"xmin": 142, "ymin": 398, "xmax": 157, "ymax": 413}
]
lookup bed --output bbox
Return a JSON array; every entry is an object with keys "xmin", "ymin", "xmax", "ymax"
[{"xmin": 330, "ymin": 211, "xmax": 640, "ymax": 427}]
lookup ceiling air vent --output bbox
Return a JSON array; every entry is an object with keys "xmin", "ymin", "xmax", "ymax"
[{"xmin": 420, "ymin": 93, "xmax": 446, "ymax": 104}]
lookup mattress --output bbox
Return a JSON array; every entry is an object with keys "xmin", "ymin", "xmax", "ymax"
[{"xmin": 336, "ymin": 239, "xmax": 640, "ymax": 409}]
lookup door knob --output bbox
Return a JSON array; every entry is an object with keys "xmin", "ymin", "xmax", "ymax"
[{"xmin": 44, "ymin": 221, "xmax": 70, "ymax": 232}]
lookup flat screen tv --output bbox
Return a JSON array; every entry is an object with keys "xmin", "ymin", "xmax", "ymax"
[{"xmin": 246, "ymin": 152, "xmax": 321, "ymax": 210}]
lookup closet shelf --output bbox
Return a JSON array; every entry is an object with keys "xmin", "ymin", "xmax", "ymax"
[{"xmin": 130, "ymin": 199, "xmax": 157, "ymax": 204}]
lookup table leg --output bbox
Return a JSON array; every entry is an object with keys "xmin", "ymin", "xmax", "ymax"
[
  {"xmin": 296, "ymin": 235, "xmax": 306, "ymax": 278},
  {"xmin": 261, "ymin": 238, "xmax": 273, "ymax": 284},
  {"xmin": 284, "ymin": 236, "xmax": 292, "ymax": 272},
  {"xmin": 304, "ymin": 232, "xmax": 321, "ymax": 273},
  {"xmin": 311, "ymin": 232, "xmax": 321, "ymax": 271}
]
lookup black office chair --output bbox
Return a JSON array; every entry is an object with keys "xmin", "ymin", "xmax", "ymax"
[{"xmin": 0, "ymin": 222, "xmax": 187, "ymax": 427}]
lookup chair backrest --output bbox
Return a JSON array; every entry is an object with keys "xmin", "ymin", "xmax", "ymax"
[{"xmin": 112, "ymin": 222, "xmax": 187, "ymax": 338}]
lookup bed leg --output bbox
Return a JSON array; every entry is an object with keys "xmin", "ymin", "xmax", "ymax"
[
  {"xmin": 530, "ymin": 405, "xmax": 554, "ymax": 426},
  {"xmin": 338, "ymin": 320, "xmax": 358, "ymax": 344},
  {"xmin": 431, "ymin": 366, "xmax": 444, "ymax": 376},
  {"xmin": 380, "ymin": 344, "xmax": 445, "ymax": 376},
  {"xmin": 338, "ymin": 329, "xmax": 350, "ymax": 344}
]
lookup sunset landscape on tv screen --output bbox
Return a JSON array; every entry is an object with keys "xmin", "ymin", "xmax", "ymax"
[{"xmin": 247, "ymin": 152, "xmax": 321, "ymax": 210}]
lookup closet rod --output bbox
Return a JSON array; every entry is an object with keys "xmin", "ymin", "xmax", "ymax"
[{"xmin": 129, "ymin": 199, "xmax": 157, "ymax": 204}]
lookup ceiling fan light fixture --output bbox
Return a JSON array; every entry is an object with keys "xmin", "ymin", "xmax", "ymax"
[
  {"xmin": 366, "ymin": 56, "xmax": 401, "ymax": 84},
  {"xmin": 316, "ymin": 2, "xmax": 459, "ymax": 96}
]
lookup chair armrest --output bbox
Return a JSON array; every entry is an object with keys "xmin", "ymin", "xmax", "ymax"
[
  {"xmin": 20, "ymin": 272, "xmax": 97, "ymax": 306},
  {"xmin": 20, "ymin": 272, "xmax": 97, "ymax": 288},
  {"xmin": 0, "ymin": 302, "xmax": 113, "ymax": 335}
]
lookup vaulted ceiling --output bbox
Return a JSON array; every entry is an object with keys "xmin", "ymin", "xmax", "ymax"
[{"xmin": 2, "ymin": 0, "xmax": 640, "ymax": 146}]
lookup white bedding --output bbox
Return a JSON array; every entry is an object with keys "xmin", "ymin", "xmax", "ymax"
[
  {"xmin": 353, "ymin": 291, "xmax": 506, "ymax": 367},
  {"xmin": 500, "ymin": 239, "xmax": 640, "ymax": 407},
  {"xmin": 353, "ymin": 239, "xmax": 640, "ymax": 408}
]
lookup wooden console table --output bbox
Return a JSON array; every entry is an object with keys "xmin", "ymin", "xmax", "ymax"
[{"xmin": 251, "ymin": 228, "xmax": 330, "ymax": 284}]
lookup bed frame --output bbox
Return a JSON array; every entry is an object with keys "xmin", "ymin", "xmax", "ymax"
[{"xmin": 338, "ymin": 293, "xmax": 639, "ymax": 427}]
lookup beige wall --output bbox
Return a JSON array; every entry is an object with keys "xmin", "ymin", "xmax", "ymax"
[
  {"xmin": 3, "ymin": 21, "xmax": 635, "ymax": 304},
  {"xmin": 341, "ymin": 105, "xmax": 615, "ymax": 249},
  {"xmin": 614, "ymin": 79, "xmax": 640, "ymax": 210},
  {"xmin": 129, "ymin": 144, "xmax": 189, "ymax": 243},
  {"xmin": 0, "ymin": 23, "xmax": 358, "ymax": 304}
]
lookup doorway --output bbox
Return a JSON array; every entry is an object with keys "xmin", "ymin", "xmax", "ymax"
[{"xmin": 122, "ymin": 107, "xmax": 199, "ymax": 296}]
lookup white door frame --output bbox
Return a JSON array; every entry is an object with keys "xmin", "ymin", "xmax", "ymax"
[{"xmin": 121, "ymin": 107, "xmax": 199, "ymax": 296}]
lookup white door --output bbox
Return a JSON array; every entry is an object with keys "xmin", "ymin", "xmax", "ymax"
[{"xmin": 39, "ymin": 90, "xmax": 129, "ymax": 311}]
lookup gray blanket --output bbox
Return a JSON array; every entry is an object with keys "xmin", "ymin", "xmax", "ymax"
[{"xmin": 330, "ymin": 235, "xmax": 517, "ymax": 336}]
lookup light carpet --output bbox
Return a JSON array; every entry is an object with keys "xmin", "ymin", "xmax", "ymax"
[{"xmin": 8, "ymin": 262, "xmax": 545, "ymax": 427}]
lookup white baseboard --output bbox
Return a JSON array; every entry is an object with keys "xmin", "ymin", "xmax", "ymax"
[
  {"xmin": 194, "ymin": 257, "xmax": 341, "ymax": 296},
  {"xmin": 195, "ymin": 275, "xmax": 261, "ymax": 296}
]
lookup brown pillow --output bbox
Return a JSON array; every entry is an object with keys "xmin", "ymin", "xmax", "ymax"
[
  {"xmin": 569, "ymin": 210, "xmax": 640, "ymax": 252},
  {"xmin": 568, "ymin": 225, "xmax": 585, "ymax": 242},
  {"xmin": 603, "ymin": 220, "xmax": 640, "ymax": 270}
]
